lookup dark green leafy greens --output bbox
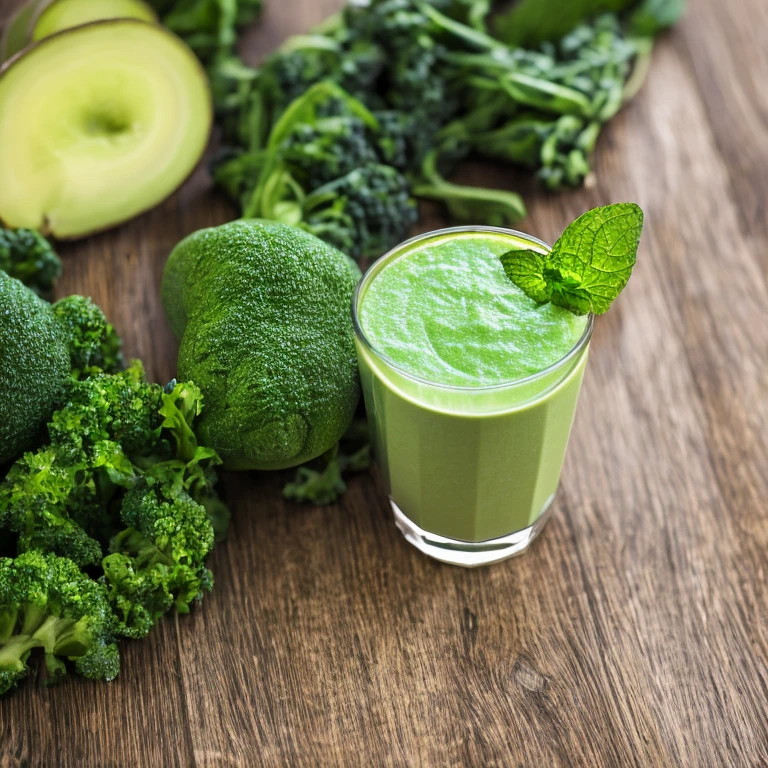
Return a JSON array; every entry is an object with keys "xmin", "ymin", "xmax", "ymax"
[
  {"xmin": 499, "ymin": 203, "xmax": 643, "ymax": 314},
  {"xmin": 146, "ymin": 0, "xmax": 262, "ymax": 63},
  {"xmin": 493, "ymin": 0, "xmax": 685, "ymax": 44},
  {"xmin": 215, "ymin": 81, "xmax": 418, "ymax": 259},
  {"xmin": 213, "ymin": 0, "xmax": 682, "ymax": 256}
]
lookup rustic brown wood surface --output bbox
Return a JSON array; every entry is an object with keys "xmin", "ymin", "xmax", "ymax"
[{"xmin": 1, "ymin": 0, "xmax": 767, "ymax": 766}]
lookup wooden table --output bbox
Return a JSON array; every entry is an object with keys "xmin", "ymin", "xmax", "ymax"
[{"xmin": 2, "ymin": 1, "xmax": 767, "ymax": 765}]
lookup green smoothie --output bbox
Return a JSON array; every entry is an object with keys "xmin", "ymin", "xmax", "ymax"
[{"xmin": 353, "ymin": 227, "xmax": 593, "ymax": 564}]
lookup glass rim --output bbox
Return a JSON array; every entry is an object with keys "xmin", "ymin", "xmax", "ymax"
[{"xmin": 351, "ymin": 225, "xmax": 595, "ymax": 394}]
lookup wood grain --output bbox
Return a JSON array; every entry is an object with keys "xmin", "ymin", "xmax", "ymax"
[{"xmin": 1, "ymin": 0, "xmax": 768, "ymax": 766}]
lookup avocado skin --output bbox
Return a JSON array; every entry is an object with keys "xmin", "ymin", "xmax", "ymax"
[
  {"xmin": 161, "ymin": 220, "xmax": 361, "ymax": 471},
  {"xmin": 0, "ymin": 271, "xmax": 70, "ymax": 464}
]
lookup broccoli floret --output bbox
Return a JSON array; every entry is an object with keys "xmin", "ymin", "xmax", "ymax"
[
  {"xmin": 102, "ymin": 380, "xmax": 227, "ymax": 637},
  {"xmin": 280, "ymin": 112, "xmax": 378, "ymax": 189},
  {"xmin": 1, "ymin": 363, "xmax": 165, "ymax": 565},
  {"xmin": 52, "ymin": 295, "xmax": 124, "ymax": 376},
  {"xmin": 343, "ymin": 0, "xmax": 458, "ymax": 121},
  {"xmin": 264, "ymin": 42, "xmax": 343, "ymax": 112},
  {"xmin": 0, "ymin": 447, "xmax": 106, "ymax": 568},
  {"xmin": 48, "ymin": 362, "xmax": 164, "ymax": 459},
  {"xmin": 135, "ymin": 380, "xmax": 228, "ymax": 519},
  {"xmin": 0, "ymin": 228, "xmax": 61, "ymax": 298},
  {"xmin": 0, "ymin": 551, "xmax": 119, "ymax": 695},
  {"xmin": 370, "ymin": 110, "xmax": 417, "ymax": 171},
  {"xmin": 284, "ymin": 418, "xmax": 371, "ymax": 506},
  {"xmin": 303, "ymin": 164, "xmax": 418, "ymax": 260},
  {"xmin": 105, "ymin": 480, "xmax": 215, "ymax": 638}
]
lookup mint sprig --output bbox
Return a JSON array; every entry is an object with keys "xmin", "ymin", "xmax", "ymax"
[{"xmin": 499, "ymin": 203, "xmax": 644, "ymax": 315}]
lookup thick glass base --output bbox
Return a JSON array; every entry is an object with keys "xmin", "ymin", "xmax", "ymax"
[{"xmin": 391, "ymin": 496, "xmax": 554, "ymax": 567}]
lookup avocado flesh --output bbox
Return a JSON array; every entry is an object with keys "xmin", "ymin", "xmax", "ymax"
[
  {"xmin": 32, "ymin": 0, "xmax": 157, "ymax": 42},
  {"xmin": 0, "ymin": 21, "xmax": 211, "ymax": 238}
]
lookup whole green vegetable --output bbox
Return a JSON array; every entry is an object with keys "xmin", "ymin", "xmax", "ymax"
[
  {"xmin": 0, "ymin": 272, "xmax": 123, "ymax": 465},
  {"xmin": 0, "ymin": 272, "xmax": 69, "ymax": 465},
  {"xmin": 161, "ymin": 220, "xmax": 361, "ymax": 470}
]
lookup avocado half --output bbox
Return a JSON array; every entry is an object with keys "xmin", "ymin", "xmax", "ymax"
[
  {"xmin": 31, "ymin": 0, "xmax": 157, "ymax": 42},
  {"xmin": 0, "ymin": 20, "xmax": 212, "ymax": 239}
]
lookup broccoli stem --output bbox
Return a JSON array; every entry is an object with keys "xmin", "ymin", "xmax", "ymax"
[
  {"xmin": 412, "ymin": 150, "xmax": 526, "ymax": 226},
  {"xmin": 32, "ymin": 615, "xmax": 87, "ymax": 657},
  {"xmin": 0, "ymin": 634, "xmax": 40, "ymax": 671},
  {"xmin": 20, "ymin": 603, "xmax": 48, "ymax": 636}
]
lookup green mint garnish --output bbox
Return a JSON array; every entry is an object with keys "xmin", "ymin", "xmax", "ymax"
[{"xmin": 499, "ymin": 203, "xmax": 644, "ymax": 315}]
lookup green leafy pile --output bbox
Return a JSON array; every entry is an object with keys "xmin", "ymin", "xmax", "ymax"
[
  {"xmin": 146, "ymin": 0, "xmax": 262, "ymax": 63},
  {"xmin": 0, "ymin": 285, "xmax": 229, "ymax": 696},
  {"xmin": 214, "ymin": 81, "xmax": 419, "ymax": 259},
  {"xmin": 212, "ymin": 0, "xmax": 683, "ymax": 259}
]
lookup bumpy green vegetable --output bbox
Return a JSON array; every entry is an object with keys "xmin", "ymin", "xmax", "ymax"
[
  {"xmin": 161, "ymin": 219, "xmax": 360, "ymax": 470},
  {"xmin": 0, "ymin": 274, "xmax": 126, "ymax": 465},
  {"xmin": 0, "ymin": 272, "xmax": 70, "ymax": 465}
]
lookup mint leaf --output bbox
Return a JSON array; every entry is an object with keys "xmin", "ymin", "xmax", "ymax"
[
  {"xmin": 499, "ymin": 250, "xmax": 549, "ymax": 303},
  {"xmin": 499, "ymin": 203, "xmax": 643, "ymax": 315}
]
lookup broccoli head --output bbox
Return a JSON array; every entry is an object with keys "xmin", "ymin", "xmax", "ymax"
[
  {"xmin": 0, "ymin": 272, "xmax": 70, "ymax": 465},
  {"xmin": 52, "ymin": 295, "xmax": 124, "ymax": 376},
  {"xmin": 0, "ymin": 551, "xmax": 119, "ymax": 696},
  {"xmin": 303, "ymin": 164, "xmax": 418, "ymax": 260},
  {"xmin": 280, "ymin": 110, "xmax": 378, "ymax": 190},
  {"xmin": 0, "ymin": 228, "xmax": 61, "ymax": 298},
  {"xmin": 264, "ymin": 42, "xmax": 343, "ymax": 112}
]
